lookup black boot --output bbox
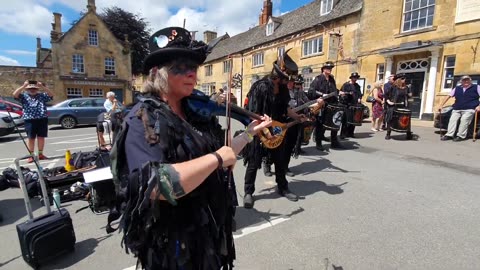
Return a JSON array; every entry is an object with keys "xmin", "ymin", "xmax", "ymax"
[
  {"xmin": 277, "ymin": 188, "xmax": 299, "ymax": 202},
  {"xmin": 286, "ymin": 169, "xmax": 295, "ymax": 177},
  {"xmin": 406, "ymin": 131, "xmax": 413, "ymax": 140},
  {"xmin": 316, "ymin": 141, "xmax": 324, "ymax": 151},
  {"xmin": 263, "ymin": 162, "xmax": 273, "ymax": 177},
  {"xmin": 330, "ymin": 139, "xmax": 345, "ymax": 149},
  {"xmin": 243, "ymin": 194, "xmax": 254, "ymax": 209}
]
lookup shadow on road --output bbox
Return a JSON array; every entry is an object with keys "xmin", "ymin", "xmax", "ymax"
[
  {"xmin": 0, "ymin": 255, "xmax": 21, "ymax": 268},
  {"xmin": 41, "ymin": 235, "xmax": 113, "ymax": 270},
  {"xmin": 289, "ymin": 157, "xmax": 351, "ymax": 176},
  {"xmin": 0, "ymin": 198, "xmax": 42, "ymax": 227},
  {"xmin": 234, "ymin": 206, "xmax": 305, "ymax": 233}
]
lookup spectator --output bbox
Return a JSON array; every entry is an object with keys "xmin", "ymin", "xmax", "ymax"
[
  {"xmin": 439, "ymin": 75, "xmax": 480, "ymax": 141},
  {"xmin": 97, "ymin": 91, "xmax": 123, "ymax": 149},
  {"xmin": 13, "ymin": 80, "xmax": 54, "ymax": 163},
  {"xmin": 371, "ymin": 81, "xmax": 384, "ymax": 131}
]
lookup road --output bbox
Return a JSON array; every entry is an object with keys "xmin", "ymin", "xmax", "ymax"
[{"xmin": 0, "ymin": 120, "xmax": 479, "ymax": 270}]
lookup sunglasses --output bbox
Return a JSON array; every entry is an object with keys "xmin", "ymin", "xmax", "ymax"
[{"xmin": 168, "ymin": 62, "xmax": 198, "ymax": 75}]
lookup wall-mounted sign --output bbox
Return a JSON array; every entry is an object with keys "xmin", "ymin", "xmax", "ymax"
[
  {"xmin": 72, "ymin": 80, "xmax": 123, "ymax": 87},
  {"xmin": 455, "ymin": 0, "xmax": 480, "ymax": 23}
]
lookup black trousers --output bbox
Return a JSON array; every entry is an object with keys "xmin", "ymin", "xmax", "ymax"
[
  {"xmin": 284, "ymin": 123, "xmax": 300, "ymax": 168},
  {"xmin": 244, "ymin": 141, "xmax": 289, "ymax": 195},
  {"xmin": 314, "ymin": 113, "xmax": 339, "ymax": 144}
]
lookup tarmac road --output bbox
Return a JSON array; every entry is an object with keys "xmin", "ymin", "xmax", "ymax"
[{"xmin": 0, "ymin": 120, "xmax": 479, "ymax": 270}]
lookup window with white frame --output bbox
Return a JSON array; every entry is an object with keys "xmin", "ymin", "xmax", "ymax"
[
  {"xmin": 105, "ymin": 57, "xmax": 115, "ymax": 75},
  {"xmin": 402, "ymin": 0, "xmax": 435, "ymax": 32},
  {"xmin": 278, "ymin": 46, "xmax": 285, "ymax": 59},
  {"xmin": 66, "ymin": 88, "xmax": 82, "ymax": 99},
  {"xmin": 376, "ymin": 64, "xmax": 385, "ymax": 82},
  {"xmin": 88, "ymin": 29, "xmax": 98, "ymax": 46},
  {"xmin": 320, "ymin": 0, "xmax": 333, "ymax": 15},
  {"xmin": 303, "ymin": 77, "xmax": 314, "ymax": 91},
  {"xmin": 72, "ymin": 54, "xmax": 84, "ymax": 73},
  {"xmin": 201, "ymin": 84, "xmax": 209, "ymax": 95},
  {"xmin": 442, "ymin": 56, "xmax": 456, "ymax": 91},
  {"xmin": 303, "ymin": 37, "xmax": 323, "ymax": 57},
  {"xmin": 253, "ymin": 52, "xmax": 264, "ymax": 67},
  {"xmin": 205, "ymin": 65, "xmax": 213, "ymax": 76},
  {"xmin": 223, "ymin": 60, "xmax": 232, "ymax": 73},
  {"xmin": 266, "ymin": 22, "xmax": 274, "ymax": 36},
  {"xmin": 89, "ymin": 88, "xmax": 103, "ymax": 97}
]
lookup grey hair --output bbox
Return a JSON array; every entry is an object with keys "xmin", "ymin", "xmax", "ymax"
[
  {"xmin": 106, "ymin": 91, "xmax": 115, "ymax": 98},
  {"xmin": 141, "ymin": 66, "xmax": 169, "ymax": 96}
]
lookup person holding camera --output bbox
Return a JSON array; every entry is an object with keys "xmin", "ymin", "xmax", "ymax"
[{"xmin": 13, "ymin": 80, "xmax": 54, "ymax": 163}]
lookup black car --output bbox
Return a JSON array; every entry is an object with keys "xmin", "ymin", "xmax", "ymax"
[{"xmin": 434, "ymin": 106, "xmax": 479, "ymax": 138}]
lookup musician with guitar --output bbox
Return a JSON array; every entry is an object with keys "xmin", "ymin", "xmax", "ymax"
[
  {"xmin": 243, "ymin": 50, "xmax": 311, "ymax": 209},
  {"xmin": 284, "ymin": 75, "xmax": 311, "ymax": 177},
  {"xmin": 308, "ymin": 61, "xmax": 345, "ymax": 150}
]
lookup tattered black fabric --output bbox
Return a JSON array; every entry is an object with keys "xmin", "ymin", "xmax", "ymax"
[{"xmin": 117, "ymin": 95, "xmax": 236, "ymax": 270}]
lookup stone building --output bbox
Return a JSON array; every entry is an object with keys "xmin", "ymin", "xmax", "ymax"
[
  {"xmin": 198, "ymin": 0, "xmax": 364, "ymax": 106},
  {"xmin": 198, "ymin": 0, "xmax": 480, "ymax": 122},
  {"xmin": 358, "ymin": 0, "xmax": 480, "ymax": 120},
  {"xmin": 50, "ymin": 0, "xmax": 132, "ymax": 103},
  {"xmin": 0, "ymin": 0, "xmax": 133, "ymax": 104}
]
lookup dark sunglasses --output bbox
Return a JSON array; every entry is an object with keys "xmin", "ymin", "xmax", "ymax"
[{"xmin": 169, "ymin": 62, "xmax": 198, "ymax": 75}]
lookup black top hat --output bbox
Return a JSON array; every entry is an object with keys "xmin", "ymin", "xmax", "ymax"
[
  {"xmin": 272, "ymin": 49, "xmax": 298, "ymax": 79},
  {"xmin": 349, "ymin": 72, "xmax": 360, "ymax": 79},
  {"xmin": 321, "ymin": 61, "xmax": 335, "ymax": 71},
  {"xmin": 394, "ymin": 73, "xmax": 406, "ymax": 80},
  {"xmin": 143, "ymin": 27, "xmax": 214, "ymax": 74},
  {"xmin": 294, "ymin": 74, "xmax": 304, "ymax": 84}
]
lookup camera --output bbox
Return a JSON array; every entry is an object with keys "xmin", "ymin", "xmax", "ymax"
[{"xmin": 28, "ymin": 80, "xmax": 37, "ymax": 85}]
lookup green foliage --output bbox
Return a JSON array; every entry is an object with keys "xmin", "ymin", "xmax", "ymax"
[{"xmin": 98, "ymin": 7, "xmax": 150, "ymax": 75}]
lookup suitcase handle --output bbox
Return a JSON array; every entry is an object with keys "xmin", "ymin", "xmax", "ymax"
[{"xmin": 15, "ymin": 154, "xmax": 65, "ymax": 220}]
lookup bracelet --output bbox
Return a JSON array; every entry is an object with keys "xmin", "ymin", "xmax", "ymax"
[
  {"xmin": 211, "ymin": 152, "xmax": 223, "ymax": 170},
  {"xmin": 244, "ymin": 130, "xmax": 254, "ymax": 142}
]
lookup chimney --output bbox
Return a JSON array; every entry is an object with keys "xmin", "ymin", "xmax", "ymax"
[
  {"xmin": 203, "ymin": 31, "xmax": 218, "ymax": 44},
  {"xmin": 87, "ymin": 0, "xmax": 96, "ymax": 13},
  {"xmin": 258, "ymin": 0, "xmax": 272, "ymax": 26},
  {"xmin": 36, "ymin": 37, "xmax": 41, "ymax": 49},
  {"xmin": 50, "ymin": 13, "xmax": 62, "ymax": 41}
]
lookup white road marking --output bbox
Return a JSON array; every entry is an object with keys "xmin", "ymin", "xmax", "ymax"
[
  {"xmin": 0, "ymin": 159, "xmax": 60, "ymax": 171},
  {"xmin": 121, "ymin": 217, "xmax": 290, "ymax": 270},
  {"xmin": 51, "ymin": 140, "xmax": 98, "ymax": 145},
  {"xmin": 1, "ymin": 133, "xmax": 95, "ymax": 145}
]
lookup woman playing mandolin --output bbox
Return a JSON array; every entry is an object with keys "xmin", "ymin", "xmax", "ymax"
[{"xmin": 113, "ymin": 27, "xmax": 272, "ymax": 270}]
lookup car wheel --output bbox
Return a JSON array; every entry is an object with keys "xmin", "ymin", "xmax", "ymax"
[{"xmin": 60, "ymin": 116, "xmax": 77, "ymax": 129}]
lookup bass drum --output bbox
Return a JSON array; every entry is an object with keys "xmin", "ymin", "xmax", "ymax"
[
  {"xmin": 346, "ymin": 105, "xmax": 364, "ymax": 126},
  {"xmin": 391, "ymin": 108, "xmax": 412, "ymax": 132},
  {"xmin": 323, "ymin": 103, "xmax": 345, "ymax": 130}
]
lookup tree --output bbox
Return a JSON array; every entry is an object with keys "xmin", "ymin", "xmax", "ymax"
[{"xmin": 98, "ymin": 7, "xmax": 150, "ymax": 75}]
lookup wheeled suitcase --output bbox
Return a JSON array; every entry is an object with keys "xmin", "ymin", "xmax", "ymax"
[{"xmin": 14, "ymin": 154, "xmax": 76, "ymax": 269}]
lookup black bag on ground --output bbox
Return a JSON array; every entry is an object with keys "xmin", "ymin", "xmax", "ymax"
[{"xmin": 16, "ymin": 208, "xmax": 76, "ymax": 269}]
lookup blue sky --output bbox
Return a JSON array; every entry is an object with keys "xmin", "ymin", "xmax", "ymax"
[{"xmin": 0, "ymin": 0, "xmax": 312, "ymax": 67}]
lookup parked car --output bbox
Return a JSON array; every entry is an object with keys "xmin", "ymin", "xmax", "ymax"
[
  {"xmin": 0, "ymin": 96, "xmax": 21, "ymax": 106},
  {"xmin": 48, "ymin": 98, "xmax": 107, "ymax": 129},
  {"xmin": 0, "ymin": 99, "xmax": 23, "ymax": 116},
  {"xmin": 0, "ymin": 112, "xmax": 16, "ymax": 137},
  {"xmin": 434, "ymin": 106, "xmax": 479, "ymax": 138}
]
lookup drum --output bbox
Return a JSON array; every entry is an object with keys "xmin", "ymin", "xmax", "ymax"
[
  {"xmin": 323, "ymin": 103, "xmax": 345, "ymax": 130},
  {"xmin": 346, "ymin": 105, "xmax": 364, "ymax": 126},
  {"xmin": 302, "ymin": 123, "xmax": 314, "ymax": 144},
  {"xmin": 391, "ymin": 108, "xmax": 412, "ymax": 132}
]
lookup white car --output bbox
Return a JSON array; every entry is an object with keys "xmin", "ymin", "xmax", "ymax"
[{"xmin": 0, "ymin": 112, "xmax": 22, "ymax": 137}]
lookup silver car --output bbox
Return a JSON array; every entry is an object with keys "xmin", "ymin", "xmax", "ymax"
[{"xmin": 48, "ymin": 98, "xmax": 106, "ymax": 129}]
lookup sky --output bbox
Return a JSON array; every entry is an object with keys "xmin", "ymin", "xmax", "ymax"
[{"xmin": 0, "ymin": 0, "xmax": 313, "ymax": 67}]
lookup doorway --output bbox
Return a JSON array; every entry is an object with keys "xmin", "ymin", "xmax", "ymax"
[{"xmin": 404, "ymin": 72, "xmax": 425, "ymax": 119}]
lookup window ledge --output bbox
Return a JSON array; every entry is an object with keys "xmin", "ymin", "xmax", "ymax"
[
  {"xmin": 252, "ymin": 65, "xmax": 265, "ymax": 69},
  {"xmin": 394, "ymin": 26, "xmax": 437, "ymax": 38},
  {"xmin": 300, "ymin": 52, "xmax": 324, "ymax": 60}
]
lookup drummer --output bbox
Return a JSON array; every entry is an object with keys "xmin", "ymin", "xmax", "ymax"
[
  {"xmin": 308, "ymin": 61, "xmax": 345, "ymax": 150},
  {"xmin": 339, "ymin": 72, "xmax": 363, "ymax": 138},
  {"xmin": 384, "ymin": 73, "xmax": 413, "ymax": 140}
]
